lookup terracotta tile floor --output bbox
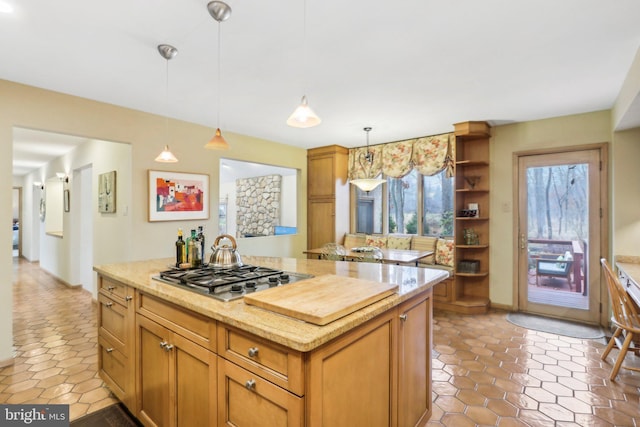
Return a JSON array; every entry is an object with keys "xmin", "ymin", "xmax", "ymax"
[
  {"xmin": 2, "ymin": 258, "xmax": 640, "ymax": 425},
  {"xmin": 0, "ymin": 258, "xmax": 117, "ymax": 421}
]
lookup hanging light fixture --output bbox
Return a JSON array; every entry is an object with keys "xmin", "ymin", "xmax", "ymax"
[
  {"xmin": 204, "ymin": 1, "xmax": 231, "ymax": 150},
  {"xmin": 286, "ymin": 0, "xmax": 321, "ymax": 128},
  {"xmin": 155, "ymin": 44, "xmax": 179, "ymax": 163},
  {"xmin": 350, "ymin": 127, "xmax": 386, "ymax": 193}
]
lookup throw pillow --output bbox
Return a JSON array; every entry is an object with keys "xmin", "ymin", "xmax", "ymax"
[
  {"xmin": 435, "ymin": 238, "xmax": 454, "ymax": 267},
  {"xmin": 387, "ymin": 236, "xmax": 411, "ymax": 250},
  {"xmin": 366, "ymin": 235, "xmax": 388, "ymax": 249}
]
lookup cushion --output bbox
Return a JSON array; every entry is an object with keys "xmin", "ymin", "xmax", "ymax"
[
  {"xmin": 343, "ymin": 233, "xmax": 366, "ymax": 249},
  {"xmin": 366, "ymin": 235, "xmax": 388, "ymax": 249},
  {"xmin": 387, "ymin": 235, "xmax": 411, "ymax": 250},
  {"xmin": 435, "ymin": 238, "xmax": 454, "ymax": 267}
]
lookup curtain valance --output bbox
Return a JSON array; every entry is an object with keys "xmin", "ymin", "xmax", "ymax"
[{"xmin": 348, "ymin": 133, "xmax": 454, "ymax": 180}]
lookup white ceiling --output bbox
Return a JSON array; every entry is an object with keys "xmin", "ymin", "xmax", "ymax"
[{"xmin": 4, "ymin": 0, "xmax": 640, "ymax": 175}]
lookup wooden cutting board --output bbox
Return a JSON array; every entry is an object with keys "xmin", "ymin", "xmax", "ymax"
[{"xmin": 243, "ymin": 274, "xmax": 398, "ymax": 325}]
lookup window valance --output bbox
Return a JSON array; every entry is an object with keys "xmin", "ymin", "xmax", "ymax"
[{"xmin": 348, "ymin": 132, "xmax": 455, "ymax": 180}]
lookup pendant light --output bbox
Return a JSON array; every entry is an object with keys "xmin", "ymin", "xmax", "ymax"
[
  {"xmin": 286, "ymin": 0, "xmax": 321, "ymax": 128},
  {"xmin": 204, "ymin": 1, "xmax": 231, "ymax": 150},
  {"xmin": 155, "ymin": 44, "xmax": 179, "ymax": 163},
  {"xmin": 350, "ymin": 127, "xmax": 386, "ymax": 193}
]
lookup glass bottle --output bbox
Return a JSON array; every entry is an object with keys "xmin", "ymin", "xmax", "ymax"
[
  {"xmin": 187, "ymin": 229, "xmax": 197, "ymax": 266},
  {"xmin": 197, "ymin": 226, "xmax": 206, "ymax": 265},
  {"xmin": 175, "ymin": 228, "xmax": 186, "ymax": 267}
]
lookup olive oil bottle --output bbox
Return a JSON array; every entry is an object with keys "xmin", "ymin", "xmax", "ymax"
[{"xmin": 175, "ymin": 228, "xmax": 186, "ymax": 267}]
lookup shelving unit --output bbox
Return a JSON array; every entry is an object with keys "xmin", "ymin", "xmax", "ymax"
[{"xmin": 444, "ymin": 121, "xmax": 491, "ymax": 314}]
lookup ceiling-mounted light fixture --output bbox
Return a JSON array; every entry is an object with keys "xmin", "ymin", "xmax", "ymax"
[
  {"xmin": 155, "ymin": 44, "xmax": 179, "ymax": 163},
  {"xmin": 286, "ymin": 0, "xmax": 321, "ymax": 128},
  {"xmin": 350, "ymin": 127, "xmax": 386, "ymax": 193},
  {"xmin": 204, "ymin": 1, "xmax": 231, "ymax": 150}
]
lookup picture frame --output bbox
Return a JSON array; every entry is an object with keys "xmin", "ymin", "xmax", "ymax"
[
  {"xmin": 98, "ymin": 171, "xmax": 116, "ymax": 213},
  {"xmin": 148, "ymin": 170, "xmax": 209, "ymax": 222},
  {"xmin": 64, "ymin": 189, "xmax": 70, "ymax": 212}
]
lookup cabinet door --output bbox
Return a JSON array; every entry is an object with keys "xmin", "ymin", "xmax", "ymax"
[
  {"xmin": 137, "ymin": 315, "xmax": 171, "ymax": 427},
  {"xmin": 217, "ymin": 357, "xmax": 303, "ymax": 427},
  {"xmin": 307, "ymin": 311, "xmax": 395, "ymax": 427},
  {"xmin": 307, "ymin": 199, "xmax": 335, "ymax": 249},
  {"xmin": 137, "ymin": 315, "xmax": 218, "ymax": 427},
  {"xmin": 308, "ymin": 155, "xmax": 336, "ymax": 198},
  {"xmin": 173, "ymin": 333, "xmax": 217, "ymax": 427},
  {"xmin": 397, "ymin": 294, "xmax": 432, "ymax": 427}
]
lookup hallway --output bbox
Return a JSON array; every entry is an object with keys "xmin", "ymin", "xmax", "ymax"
[{"xmin": 1, "ymin": 258, "xmax": 640, "ymax": 425}]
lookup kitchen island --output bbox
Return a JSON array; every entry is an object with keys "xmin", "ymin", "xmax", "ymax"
[{"xmin": 94, "ymin": 256, "xmax": 448, "ymax": 427}]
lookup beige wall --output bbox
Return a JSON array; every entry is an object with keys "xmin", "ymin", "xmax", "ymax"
[
  {"xmin": 490, "ymin": 110, "xmax": 612, "ymax": 307},
  {"xmin": 0, "ymin": 79, "xmax": 308, "ymax": 363},
  {"xmin": 611, "ymin": 128, "xmax": 640, "ymax": 257}
]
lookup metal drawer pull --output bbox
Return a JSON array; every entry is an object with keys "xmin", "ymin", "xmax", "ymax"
[
  {"xmin": 164, "ymin": 344, "xmax": 174, "ymax": 351},
  {"xmin": 104, "ymin": 302, "xmax": 113, "ymax": 308},
  {"xmin": 106, "ymin": 348, "xmax": 114, "ymax": 353},
  {"xmin": 399, "ymin": 314, "xmax": 407, "ymax": 321},
  {"xmin": 160, "ymin": 341, "xmax": 168, "ymax": 349},
  {"xmin": 248, "ymin": 347, "xmax": 259, "ymax": 357},
  {"xmin": 125, "ymin": 295, "xmax": 133, "ymax": 301},
  {"xmin": 107, "ymin": 286, "xmax": 115, "ymax": 291},
  {"xmin": 245, "ymin": 379, "xmax": 256, "ymax": 390}
]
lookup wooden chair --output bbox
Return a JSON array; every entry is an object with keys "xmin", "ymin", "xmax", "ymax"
[
  {"xmin": 320, "ymin": 243, "xmax": 347, "ymax": 261},
  {"xmin": 600, "ymin": 258, "xmax": 640, "ymax": 380}
]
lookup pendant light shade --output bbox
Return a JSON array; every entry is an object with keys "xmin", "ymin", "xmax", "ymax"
[
  {"xmin": 204, "ymin": 128, "xmax": 230, "ymax": 150},
  {"xmin": 286, "ymin": 0, "xmax": 321, "ymax": 128},
  {"xmin": 287, "ymin": 95, "xmax": 321, "ymax": 128},
  {"xmin": 205, "ymin": 1, "xmax": 232, "ymax": 150},
  {"xmin": 155, "ymin": 145, "xmax": 179, "ymax": 163},
  {"xmin": 350, "ymin": 127, "xmax": 386, "ymax": 193},
  {"xmin": 155, "ymin": 44, "xmax": 179, "ymax": 163}
]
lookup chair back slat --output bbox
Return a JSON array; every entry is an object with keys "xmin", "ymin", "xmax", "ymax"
[{"xmin": 600, "ymin": 258, "xmax": 640, "ymax": 332}]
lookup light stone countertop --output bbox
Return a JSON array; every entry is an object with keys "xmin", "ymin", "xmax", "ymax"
[{"xmin": 94, "ymin": 256, "xmax": 449, "ymax": 352}]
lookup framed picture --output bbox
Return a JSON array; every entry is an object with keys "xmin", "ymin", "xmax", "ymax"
[
  {"xmin": 98, "ymin": 171, "xmax": 116, "ymax": 213},
  {"xmin": 64, "ymin": 189, "xmax": 70, "ymax": 212},
  {"xmin": 148, "ymin": 170, "xmax": 209, "ymax": 222}
]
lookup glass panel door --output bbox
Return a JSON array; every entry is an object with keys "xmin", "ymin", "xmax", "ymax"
[{"xmin": 517, "ymin": 149, "xmax": 601, "ymax": 323}]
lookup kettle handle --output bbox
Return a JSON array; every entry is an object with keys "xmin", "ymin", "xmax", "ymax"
[{"xmin": 213, "ymin": 234, "xmax": 237, "ymax": 249}]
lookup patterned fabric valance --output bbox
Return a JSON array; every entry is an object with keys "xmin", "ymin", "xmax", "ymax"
[{"xmin": 348, "ymin": 132, "xmax": 455, "ymax": 180}]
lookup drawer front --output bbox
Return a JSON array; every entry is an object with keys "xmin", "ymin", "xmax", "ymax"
[
  {"xmin": 99, "ymin": 277, "xmax": 130, "ymax": 304},
  {"xmin": 98, "ymin": 335, "xmax": 127, "ymax": 400},
  {"xmin": 98, "ymin": 294, "xmax": 127, "ymax": 350},
  {"xmin": 137, "ymin": 292, "xmax": 216, "ymax": 352},
  {"xmin": 218, "ymin": 357, "xmax": 304, "ymax": 427},
  {"xmin": 219, "ymin": 326, "xmax": 303, "ymax": 395}
]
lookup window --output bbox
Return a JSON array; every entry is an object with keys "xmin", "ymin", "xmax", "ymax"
[{"xmin": 355, "ymin": 168, "xmax": 454, "ymax": 237}]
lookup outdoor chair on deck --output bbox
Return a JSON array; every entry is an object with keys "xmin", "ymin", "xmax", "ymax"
[
  {"xmin": 600, "ymin": 258, "xmax": 640, "ymax": 380},
  {"xmin": 536, "ymin": 256, "xmax": 573, "ymax": 289}
]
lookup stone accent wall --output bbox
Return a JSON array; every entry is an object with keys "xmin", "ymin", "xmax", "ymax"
[{"xmin": 236, "ymin": 175, "xmax": 281, "ymax": 237}]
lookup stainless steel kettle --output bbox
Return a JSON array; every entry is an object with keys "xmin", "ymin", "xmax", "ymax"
[{"xmin": 209, "ymin": 234, "xmax": 243, "ymax": 268}]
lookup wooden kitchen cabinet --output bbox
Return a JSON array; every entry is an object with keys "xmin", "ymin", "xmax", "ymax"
[
  {"xmin": 136, "ymin": 307, "xmax": 217, "ymax": 427},
  {"xmin": 307, "ymin": 145, "xmax": 350, "ymax": 250},
  {"xmin": 97, "ymin": 277, "xmax": 134, "ymax": 408},
  {"xmin": 307, "ymin": 310, "xmax": 395, "ymax": 427},
  {"xmin": 218, "ymin": 357, "xmax": 304, "ymax": 427},
  {"xmin": 397, "ymin": 294, "xmax": 432, "ymax": 427}
]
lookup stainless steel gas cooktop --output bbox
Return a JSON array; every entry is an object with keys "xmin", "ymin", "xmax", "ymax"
[{"xmin": 152, "ymin": 264, "xmax": 313, "ymax": 302}]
